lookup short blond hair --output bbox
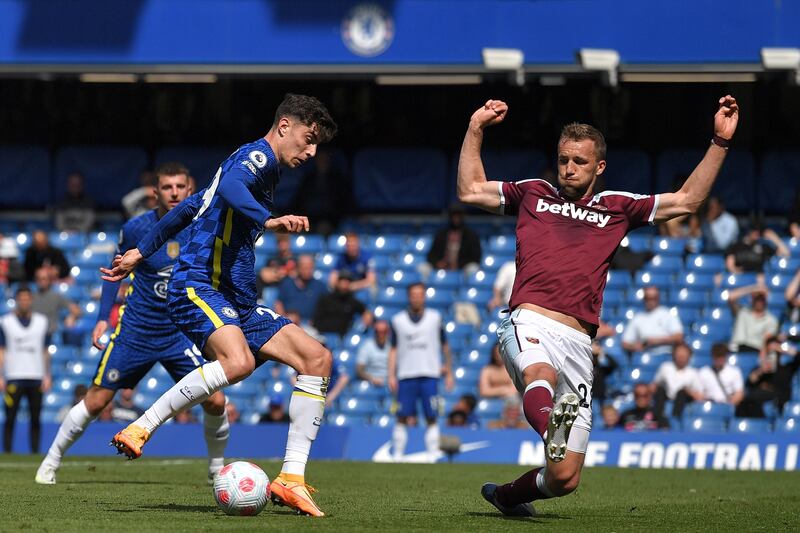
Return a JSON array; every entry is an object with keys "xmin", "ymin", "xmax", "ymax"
[{"xmin": 559, "ymin": 122, "xmax": 606, "ymax": 160}]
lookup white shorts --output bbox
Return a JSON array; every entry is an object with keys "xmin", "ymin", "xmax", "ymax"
[{"xmin": 497, "ymin": 308, "xmax": 594, "ymax": 453}]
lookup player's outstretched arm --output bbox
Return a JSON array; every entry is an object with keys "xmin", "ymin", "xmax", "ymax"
[
  {"xmin": 457, "ymin": 100, "xmax": 508, "ymax": 213},
  {"xmin": 654, "ymin": 96, "xmax": 739, "ymax": 222}
]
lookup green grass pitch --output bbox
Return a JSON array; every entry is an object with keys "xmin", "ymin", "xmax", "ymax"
[{"xmin": 1, "ymin": 455, "xmax": 798, "ymax": 532}]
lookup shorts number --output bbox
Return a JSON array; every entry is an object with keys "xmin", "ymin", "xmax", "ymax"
[
  {"xmin": 256, "ymin": 307, "xmax": 280, "ymax": 319},
  {"xmin": 577, "ymin": 383, "xmax": 590, "ymax": 408},
  {"xmin": 184, "ymin": 345, "xmax": 202, "ymax": 366}
]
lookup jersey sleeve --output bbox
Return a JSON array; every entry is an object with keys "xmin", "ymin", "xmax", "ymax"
[
  {"xmin": 500, "ymin": 179, "xmax": 548, "ymax": 216},
  {"xmin": 138, "ymin": 193, "xmax": 203, "ymax": 258},
  {"xmin": 216, "ymin": 167, "xmax": 271, "ymax": 228},
  {"xmin": 620, "ymin": 194, "xmax": 660, "ymax": 229},
  {"xmin": 0, "ymin": 323, "xmax": 5, "ymax": 347}
]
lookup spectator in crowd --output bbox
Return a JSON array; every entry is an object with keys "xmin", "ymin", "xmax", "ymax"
[
  {"xmin": 388, "ymin": 283, "xmax": 453, "ymax": 462},
  {"xmin": 122, "ymin": 170, "xmax": 158, "ymax": 219},
  {"xmin": 313, "ymin": 271, "xmax": 372, "ymax": 336},
  {"xmin": 479, "ymin": 343, "xmax": 517, "ymax": 398},
  {"xmin": 621, "ymin": 286, "xmax": 684, "ymax": 355},
  {"xmin": 55, "ymin": 173, "xmax": 96, "ymax": 233},
  {"xmin": 0, "ymin": 286, "xmax": 51, "ymax": 453},
  {"xmin": 784, "ymin": 269, "xmax": 800, "ymax": 324},
  {"xmin": 788, "ymin": 187, "xmax": 800, "ymax": 239},
  {"xmin": 699, "ymin": 196, "xmax": 739, "ymax": 253},
  {"xmin": 426, "ymin": 204, "xmax": 482, "ymax": 274},
  {"xmin": 488, "ymin": 397, "xmax": 528, "ymax": 429},
  {"xmin": 356, "ymin": 320, "xmax": 391, "ymax": 387},
  {"xmin": 725, "ymin": 220, "xmax": 789, "ymax": 274},
  {"xmin": 488, "ymin": 260, "xmax": 515, "ymax": 310},
  {"xmin": 697, "ymin": 343, "xmax": 744, "ymax": 407},
  {"xmin": 260, "ymin": 394, "xmax": 290, "ymax": 423},
  {"xmin": 651, "ymin": 343, "xmax": 703, "ymax": 417},
  {"xmin": 291, "ymin": 149, "xmax": 351, "ymax": 234},
  {"xmin": 274, "ymin": 254, "xmax": 327, "ymax": 323},
  {"xmin": 24, "ymin": 230, "xmax": 71, "ymax": 282},
  {"xmin": 329, "ymin": 232, "xmax": 376, "ymax": 293},
  {"xmin": 110, "ymin": 388, "xmax": 144, "ymax": 424},
  {"xmin": 225, "ymin": 401, "xmax": 240, "ymax": 424},
  {"xmin": 259, "ymin": 234, "xmax": 296, "ymax": 288},
  {"xmin": 31, "ymin": 266, "xmax": 82, "ymax": 335},
  {"xmin": 325, "ymin": 357, "xmax": 351, "ymax": 408},
  {"xmin": 446, "ymin": 393, "xmax": 480, "ymax": 428},
  {"xmin": 592, "ymin": 341, "xmax": 619, "ymax": 403},
  {"xmin": 658, "ymin": 175, "xmax": 696, "ymax": 239},
  {"xmin": 728, "ymin": 284, "xmax": 779, "ymax": 353},
  {"xmin": 57, "ymin": 384, "xmax": 88, "ymax": 423},
  {"xmin": 0, "ymin": 232, "xmax": 23, "ymax": 283},
  {"xmin": 737, "ymin": 335, "xmax": 800, "ymax": 418},
  {"xmin": 601, "ymin": 404, "xmax": 621, "ymax": 429},
  {"xmin": 620, "ymin": 383, "xmax": 670, "ymax": 431}
]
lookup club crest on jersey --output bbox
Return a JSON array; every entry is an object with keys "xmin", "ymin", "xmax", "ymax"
[
  {"xmin": 525, "ymin": 337, "xmax": 540, "ymax": 344},
  {"xmin": 221, "ymin": 306, "xmax": 238, "ymax": 319},
  {"xmin": 536, "ymin": 198, "xmax": 611, "ymax": 228},
  {"xmin": 166, "ymin": 241, "xmax": 180, "ymax": 258},
  {"xmin": 248, "ymin": 150, "xmax": 267, "ymax": 169}
]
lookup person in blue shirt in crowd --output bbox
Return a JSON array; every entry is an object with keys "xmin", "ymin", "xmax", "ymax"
[
  {"xmin": 274, "ymin": 254, "xmax": 328, "ymax": 323},
  {"xmin": 329, "ymin": 232, "xmax": 376, "ymax": 292}
]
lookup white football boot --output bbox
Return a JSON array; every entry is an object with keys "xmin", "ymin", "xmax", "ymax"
[{"xmin": 545, "ymin": 393, "xmax": 580, "ymax": 463}]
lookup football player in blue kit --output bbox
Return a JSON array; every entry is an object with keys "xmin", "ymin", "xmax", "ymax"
[
  {"xmin": 35, "ymin": 163, "xmax": 230, "ymax": 485},
  {"xmin": 102, "ymin": 94, "xmax": 337, "ymax": 517}
]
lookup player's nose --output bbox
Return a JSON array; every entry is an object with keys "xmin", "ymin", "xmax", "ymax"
[{"xmin": 306, "ymin": 144, "xmax": 317, "ymax": 158}]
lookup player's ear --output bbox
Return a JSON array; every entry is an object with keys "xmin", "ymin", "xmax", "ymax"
[
  {"xmin": 595, "ymin": 159, "xmax": 606, "ymax": 176},
  {"xmin": 278, "ymin": 117, "xmax": 291, "ymax": 137}
]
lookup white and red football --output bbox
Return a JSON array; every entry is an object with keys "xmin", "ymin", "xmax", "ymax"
[{"xmin": 212, "ymin": 461, "xmax": 270, "ymax": 516}]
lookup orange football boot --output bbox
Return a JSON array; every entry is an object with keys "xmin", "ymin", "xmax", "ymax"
[
  {"xmin": 270, "ymin": 473, "xmax": 325, "ymax": 517},
  {"xmin": 110, "ymin": 423, "xmax": 151, "ymax": 459}
]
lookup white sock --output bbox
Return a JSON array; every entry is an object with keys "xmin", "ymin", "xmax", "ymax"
[
  {"xmin": 203, "ymin": 403, "xmax": 230, "ymax": 471},
  {"xmin": 281, "ymin": 375, "xmax": 327, "ymax": 477},
  {"xmin": 136, "ymin": 361, "xmax": 229, "ymax": 434},
  {"xmin": 536, "ymin": 468, "xmax": 556, "ymax": 498},
  {"xmin": 424, "ymin": 423, "xmax": 440, "ymax": 459},
  {"xmin": 392, "ymin": 423, "xmax": 408, "ymax": 461},
  {"xmin": 43, "ymin": 400, "xmax": 95, "ymax": 468}
]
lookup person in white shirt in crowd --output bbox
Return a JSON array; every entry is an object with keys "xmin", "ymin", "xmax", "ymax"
[
  {"xmin": 622, "ymin": 286, "xmax": 684, "ymax": 356},
  {"xmin": 728, "ymin": 284, "xmax": 779, "ymax": 353},
  {"xmin": 650, "ymin": 343, "xmax": 703, "ymax": 417},
  {"xmin": 388, "ymin": 283, "xmax": 454, "ymax": 462},
  {"xmin": 784, "ymin": 269, "xmax": 800, "ymax": 324},
  {"xmin": 356, "ymin": 320, "xmax": 390, "ymax": 387},
  {"xmin": 697, "ymin": 342, "xmax": 744, "ymax": 407},
  {"xmin": 0, "ymin": 286, "xmax": 51, "ymax": 453},
  {"xmin": 488, "ymin": 260, "xmax": 515, "ymax": 310},
  {"xmin": 700, "ymin": 196, "xmax": 739, "ymax": 253}
]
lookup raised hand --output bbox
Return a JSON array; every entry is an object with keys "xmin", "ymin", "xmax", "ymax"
[
  {"xmin": 265, "ymin": 215, "xmax": 310, "ymax": 233},
  {"xmin": 100, "ymin": 248, "xmax": 143, "ymax": 282},
  {"xmin": 470, "ymin": 99, "xmax": 508, "ymax": 129},
  {"xmin": 714, "ymin": 95, "xmax": 739, "ymax": 141}
]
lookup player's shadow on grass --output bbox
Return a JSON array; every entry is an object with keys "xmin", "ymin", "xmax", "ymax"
[
  {"xmin": 137, "ymin": 504, "xmax": 216, "ymax": 513},
  {"xmin": 69, "ymin": 480, "xmax": 170, "ymax": 485},
  {"xmin": 466, "ymin": 511, "xmax": 568, "ymax": 522}
]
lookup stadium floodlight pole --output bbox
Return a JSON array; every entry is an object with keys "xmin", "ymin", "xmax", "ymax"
[
  {"xmin": 577, "ymin": 48, "xmax": 620, "ymax": 88},
  {"xmin": 482, "ymin": 47, "xmax": 526, "ymax": 87},
  {"xmin": 761, "ymin": 47, "xmax": 800, "ymax": 85}
]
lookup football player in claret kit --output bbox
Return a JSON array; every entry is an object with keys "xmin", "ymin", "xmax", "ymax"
[
  {"xmin": 457, "ymin": 96, "xmax": 738, "ymax": 516},
  {"xmin": 35, "ymin": 163, "xmax": 230, "ymax": 485},
  {"xmin": 101, "ymin": 94, "xmax": 337, "ymax": 517}
]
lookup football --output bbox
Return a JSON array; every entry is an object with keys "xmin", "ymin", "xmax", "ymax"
[{"xmin": 212, "ymin": 461, "xmax": 271, "ymax": 516}]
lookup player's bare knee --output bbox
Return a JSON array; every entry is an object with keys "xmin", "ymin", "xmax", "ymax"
[
  {"xmin": 83, "ymin": 387, "xmax": 113, "ymax": 416},
  {"xmin": 521, "ymin": 363, "xmax": 557, "ymax": 388},
  {"xmin": 297, "ymin": 344, "xmax": 332, "ymax": 376},
  {"xmin": 202, "ymin": 392, "xmax": 227, "ymax": 415},
  {"xmin": 549, "ymin": 467, "xmax": 581, "ymax": 496},
  {"xmin": 220, "ymin": 353, "xmax": 255, "ymax": 384}
]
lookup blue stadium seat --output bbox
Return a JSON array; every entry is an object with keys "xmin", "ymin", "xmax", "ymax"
[
  {"xmin": 488, "ymin": 236, "xmax": 516, "ymax": 254},
  {"xmin": 44, "ymin": 392, "xmax": 72, "ymax": 410},
  {"xmin": 373, "ymin": 305, "xmax": 403, "ymax": 321},
  {"xmin": 621, "ymin": 366, "xmax": 656, "ymax": 384},
  {"xmin": 363, "ymin": 235, "xmax": 405, "ymax": 256},
  {"xmin": 55, "ymin": 146, "xmax": 148, "ymax": 209},
  {"xmin": 50, "ymin": 346, "xmax": 79, "ymax": 364},
  {"xmin": 668, "ymin": 288, "xmax": 707, "ymax": 309},
  {"xmin": 652, "ymin": 237, "xmax": 687, "ymax": 256},
  {"xmin": 776, "ymin": 417, "xmax": 799, "ymax": 433},
  {"xmin": 404, "ymin": 236, "xmax": 432, "ymax": 255},
  {"xmin": 633, "ymin": 271, "xmax": 672, "ymax": 289},
  {"xmin": 376, "ymin": 287, "xmax": 407, "ymax": 307},
  {"xmin": 760, "ymin": 151, "xmax": 800, "ymax": 213},
  {"xmin": 290, "ymin": 234, "xmax": 325, "ymax": 254},
  {"xmin": 458, "ymin": 287, "xmax": 493, "ymax": 306},
  {"xmin": 621, "ymin": 233, "xmax": 651, "ymax": 253},
  {"xmin": 685, "ymin": 401, "xmax": 734, "ymax": 420},
  {"xmin": 691, "ymin": 321, "xmax": 732, "ymax": 343},
  {"xmin": 384, "ymin": 270, "xmax": 421, "ymax": 288},
  {"xmin": 783, "ymin": 401, "xmax": 800, "ymax": 418},
  {"xmin": 767, "ymin": 256, "xmax": 800, "ymax": 274},
  {"xmin": 49, "ymin": 232, "xmax": 86, "ymax": 253},
  {"xmin": 465, "ymin": 270, "xmax": 495, "ymax": 290},
  {"xmin": 255, "ymin": 233, "xmax": 277, "ymax": 255},
  {"xmin": 603, "ymin": 289, "xmax": 627, "ymax": 307},
  {"xmin": 765, "ymin": 273, "xmax": 791, "ymax": 292},
  {"xmin": 687, "ymin": 254, "xmax": 726, "ymax": 273},
  {"xmin": 657, "ymin": 149, "xmax": 756, "ymax": 212},
  {"xmin": 328, "ymin": 413, "xmax": 369, "ymax": 427},
  {"xmin": 351, "ymin": 380, "xmax": 388, "ymax": 402},
  {"xmin": 153, "ymin": 146, "xmax": 231, "ymax": 189},
  {"xmin": 729, "ymin": 418, "xmax": 771, "ymax": 434},
  {"xmin": 645, "ymin": 255, "xmax": 683, "ymax": 273},
  {"xmin": 605, "ymin": 270, "xmax": 633, "ymax": 290},
  {"xmin": 370, "ymin": 255, "xmax": 392, "ymax": 272},
  {"xmin": 702, "ymin": 306, "xmax": 733, "ymax": 323},
  {"xmin": 339, "ymin": 397, "xmax": 381, "ymax": 416},
  {"xmin": 353, "ymin": 148, "xmax": 447, "ymax": 211},
  {"xmin": 429, "ymin": 270, "xmax": 462, "ymax": 290},
  {"xmin": 719, "ymin": 273, "xmax": 760, "ymax": 289},
  {"xmin": 475, "ymin": 399, "xmax": 505, "ymax": 419},
  {"xmin": 453, "ymin": 366, "xmax": 480, "ymax": 386},
  {"xmin": 461, "ymin": 348, "xmax": 489, "ymax": 367},
  {"xmin": 788, "ymin": 238, "xmax": 800, "ymax": 258},
  {"xmin": 425, "ymin": 288, "xmax": 455, "ymax": 310},
  {"xmin": 684, "ymin": 416, "xmax": 727, "ymax": 433},
  {"xmin": 679, "ymin": 272, "xmax": 717, "ymax": 290},
  {"xmin": 631, "ymin": 352, "xmax": 671, "ymax": 368},
  {"xmin": 604, "ymin": 149, "xmax": 653, "ymax": 193},
  {"xmin": 0, "ymin": 146, "xmax": 51, "ymax": 208},
  {"xmin": 392, "ymin": 253, "xmax": 424, "ymax": 273},
  {"xmin": 480, "ymin": 254, "xmax": 509, "ymax": 273}
]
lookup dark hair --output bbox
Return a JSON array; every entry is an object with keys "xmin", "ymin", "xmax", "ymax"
[
  {"xmin": 273, "ymin": 93, "xmax": 337, "ymax": 143},
  {"xmin": 459, "ymin": 393, "xmax": 477, "ymax": 411},
  {"xmin": 154, "ymin": 162, "xmax": 190, "ymax": 181},
  {"xmin": 559, "ymin": 122, "xmax": 607, "ymax": 160},
  {"xmin": 673, "ymin": 342, "xmax": 692, "ymax": 356},
  {"xmin": 15, "ymin": 285, "xmax": 32, "ymax": 297},
  {"xmin": 711, "ymin": 342, "xmax": 729, "ymax": 358},
  {"xmin": 407, "ymin": 282, "xmax": 426, "ymax": 293}
]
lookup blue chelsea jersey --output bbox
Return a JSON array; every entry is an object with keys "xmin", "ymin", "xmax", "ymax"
[
  {"xmin": 116, "ymin": 210, "xmax": 189, "ymax": 334},
  {"xmin": 169, "ymin": 138, "xmax": 280, "ymax": 311}
]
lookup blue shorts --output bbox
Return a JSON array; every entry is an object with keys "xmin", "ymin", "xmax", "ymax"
[
  {"xmin": 167, "ymin": 283, "xmax": 291, "ymax": 355},
  {"xmin": 397, "ymin": 377, "xmax": 439, "ymax": 421},
  {"xmin": 93, "ymin": 321, "xmax": 200, "ymax": 391}
]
